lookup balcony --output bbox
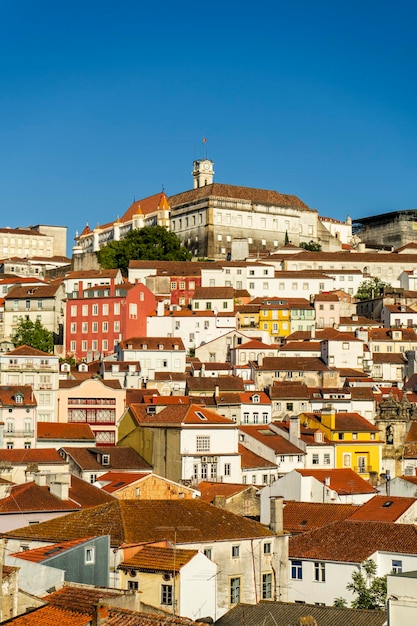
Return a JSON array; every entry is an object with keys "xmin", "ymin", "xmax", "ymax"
[
  {"xmin": 354, "ymin": 465, "xmax": 372, "ymax": 474},
  {"xmin": 5, "ymin": 430, "xmax": 35, "ymax": 438}
]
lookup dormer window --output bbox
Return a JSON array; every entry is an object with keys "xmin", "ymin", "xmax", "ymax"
[
  {"xmin": 252, "ymin": 394, "xmax": 260, "ymax": 403},
  {"xmin": 158, "ymin": 344, "xmax": 164, "ymax": 350},
  {"xmin": 14, "ymin": 393, "xmax": 24, "ymax": 404},
  {"xmin": 102, "ymin": 454, "xmax": 110, "ymax": 466}
]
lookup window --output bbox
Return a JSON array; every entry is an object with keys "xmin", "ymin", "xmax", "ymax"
[
  {"xmin": 314, "ymin": 561, "xmax": 325, "ymax": 582},
  {"xmin": 286, "ymin": 402, "xmax": 293, "ymax": 411},
  {"xmin": 161, "ymin": 584, "xmax": 173, "ymax": 605},
  {"xmin": 204, "ymin": 547, "xmax": 212, "ymax": 560},
  {"xmin": 224, "ymin": 463, "xmax": 231, "ymax": 476},
  {"xmin": 92, "ymin": 322, "xmax": 98, "ymax": 333},
  {"xmin": 85, "ymin": 547, "xmax": 95, "ymax": 564},
  {"xmin": 102, "ymin": 321, "xmax": 108, "ymax": 332},
  {"xmin": 92, "ymin": 304, "xmax": 98, "ymax": 316},
  {"xmin": 392, "ymin": 559, "xmax": 402, "ymax": 574},
  {"xmin": 291, "ymin": 560, "xmax": 302, "ymax": 580},
  {"xmin": 343, "ymin": 453, "xmax": 351, "ymax": 467},
  {"xmin": 196, "ymin": 436, "xmax": 210, "ymax": 452},
  {"xmin": 262, "ymin": 573, "xmax": 272, "ymax": 599},
  {"xmin": 232, "ymin": 545, "xmax": 240, "ymax": 558},
  {"xmin": 82, "ymin": 304, "xmax": 88, "ymax": 316},
  {"xmin": 71, "ymin": 305, "xmax": 77, "ymax": 316},
  {"xmin": 324, "ymin": 453, "xmax": 330, "ymax": 465},
  {"xmin": 70, "ymin": 322, "xmax": 76, "ymax": 333},
  {"xmin": 171, "ymin": 282, "xmax": 177, "ymax": 289},
  {"xmin": 230, "ymin": 577, "xmax": 240, "ymax": 605},
  {"xmin": 128, "ymin": 580, "xmax": 139, "ymax": 590},
  {"xmin": 263, "ymin": 542, "xmax": 271, "ymax": 554},
  {"xmin": 338, "ymin": 433, "xmax": 345, "ymax": 440},
  {"xmin": 90, "ymin": 473, "xmax": 97, "ymax": 483},
  {"xmin": 312, "ymin": 453, "xmax": 319, "ymax": 465}
]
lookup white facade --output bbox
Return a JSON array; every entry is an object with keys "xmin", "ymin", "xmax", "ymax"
[
  {"xmin": 289, "ymin": 551, "xmax": 417, "ymax": 607},
  {"xmin": 0, "ymin": 349, "xmax": 60, "ymax": 423},
  {"xmin": 181, "ymin": 422, "xmax": 241, "ymax": 484},
  {"xmin": 387, "ymin": 570, "xmax": 417, "ymax": 626},
  {"xmin": 115, "ymin": 341, "xmax": 186, "ymax": 381},
  {"xmin": 321, "ymin": 337, "xmax": 364, "ymax": 369}
]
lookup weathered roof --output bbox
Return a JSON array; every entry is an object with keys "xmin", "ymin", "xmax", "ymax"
[
  {"xmin": 6, "ymin": 344, "xmax": 54, "ymax": 357},
  {"xmin": 0, "ymin": 448, "xmax": 66, "ymax": 465},
  {"xmin": 169, "ymin": 182, "xmax": 311, "ymax": 211},
  {"xmin": 5, "ymin": 498, "xmax": 276, "ymax": 546},
  {"xmin": 198, "ymin": 480, "xmax": 260, "ymax": 503},
  {"xmin": 10, "ymin": 536, "xmax": 96, "ymax": 563},
  {"xmin": 61, "ymin": 447, "xmax": 152, "ymax": 472},
  {"xmin": 289, "ymin": 520, "xmax": 417, "ymax": 561},
  {"xmin": 214, "ymin": 601, "xmax": 386, "ymax": 626},
  {"xmin": 239, "ymin": 444, "xmax": 278, "ymax": 469}
]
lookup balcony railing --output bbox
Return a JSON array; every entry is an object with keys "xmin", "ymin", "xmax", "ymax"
[
  {"xmin": 354, "ymin": 465, "xmax": 372, "ymax": 474},
  {"xmin": 5, "ymin": 430, "xmax": 35, "ymax": 438}
]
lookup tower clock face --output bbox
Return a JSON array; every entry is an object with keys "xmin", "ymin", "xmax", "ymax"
[{"xmin": 204, "ymin": 162, "xmax": 210, "ymax": 170}]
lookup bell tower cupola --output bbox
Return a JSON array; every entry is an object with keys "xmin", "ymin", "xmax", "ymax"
[{"xmin": 192, "ymin": 159, "xmax": 214, "ymax": 189}]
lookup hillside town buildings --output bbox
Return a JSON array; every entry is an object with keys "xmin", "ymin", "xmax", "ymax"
[{"xmin": 1, "ymin": 160, "xmax": 417, "ymax": 623}]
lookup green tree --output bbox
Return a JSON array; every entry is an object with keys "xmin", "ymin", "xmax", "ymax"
[
  {"xmin": 11, "ymin": 318, "xmax": 54, "ymax": 353},
  {"xmin": 346, "ymin": 559, "xmax": 387, "ymax": 610},
  {"xmin": 97, "ymin": 226, "xmax": 192, "ymax": 272},
  {"xmin": 355, "ymin": 277, "xmax": 390, "ymax": 301},
  {"xmin": 333, "ymin": 597, "xmax": 348, "ymax": 608},
  {"xmin": 300, "ymin": 240, "xmax": 322, "ymax": 252}
]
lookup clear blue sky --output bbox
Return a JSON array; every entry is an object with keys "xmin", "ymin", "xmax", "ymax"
[{"xmin": 1, "ymin": 1, "xmax": 416, "ymax": 254}]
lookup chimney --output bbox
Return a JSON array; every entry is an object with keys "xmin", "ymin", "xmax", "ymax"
[
  {"xmin": 34, "ymin": 473, "xmax": 48, "ymax": 487},
  {"xmin": 47, "ymin": 473, "xmax": 71, "ymax": 501},
  {"xmin": 321, "ymin": 405, "xmax": 336, "ymax": 431},
  {"xmin": 269, "ymin": 496, "xmax": 284, "ymax": 534},
  {"xmin": 78, "ymin": 280, "xmax": 83, "ymax": 297},
  {"xmin": 289, "ymin": 416, "xmax": 300, "ymax": 443},
  {"xmin": 92, "ymin": 602, "xmax": 109, "ymax": 626},
  {"xmin": 109, "ymin": 278, "xmax": 115, "ymax": 297},
  {"xmin": 258, "ymin": 353, "xmax": 263, "ymax": 366},
  {"xmin": 213, "ymin": 495, "xmax": 227, "ymax": 509},
  {"xmin": 310, "ymin": 325, "xmax": 315, "ymax": 339},
  {"xmin": 214, "ymin": 384, "xmax": 220, "ymax": 398}
]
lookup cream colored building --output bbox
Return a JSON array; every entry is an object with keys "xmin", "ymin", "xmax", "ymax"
[
  {"xmin": 169, "ymin": 159, "xmax": 350, "ymax": 259},
  {"xmin": 0, "ymin": 225, "xmax": 67, "ymax": 259}
]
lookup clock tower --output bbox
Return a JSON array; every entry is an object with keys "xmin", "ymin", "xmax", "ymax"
[{"xmin": 192, "ymin": 159, "xmax": 214, "ymax": 189}]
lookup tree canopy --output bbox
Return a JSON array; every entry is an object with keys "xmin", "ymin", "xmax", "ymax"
[
  {"xmin": 11, "ymin": 318, "xmax": 54, "ymax": 353},
  {"xmin": 334, "ymin": 559, "xmax": 387, "ymax": 610},
  {"xmin": 355, "ymin": 277, "xmax": 391, "ymax": 301},
  {"xmin": 300, "ymin": 240, "xmax": 322, "ymax": 251},
  {"xmin": 97, "ymin": 226, "xmax": 192, "ymax": 272}
]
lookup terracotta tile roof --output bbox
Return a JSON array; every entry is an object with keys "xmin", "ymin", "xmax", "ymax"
[
  {"xmin": 233, "ymin": 339, "xmax": 273, "ymax": 350},
  {"xmin": 256, "ymin": 356, "xmax": 329, "ymax": 372},
  {"xmin": 119, "ymin": 545, "xmax": 197, "ymax": 573},
  {"xmin": 5, "ymin": 498, "xmax": 276, "ymax": 546},
  {"xmin": 98, "ymin": 471, "xmax": 149, "ymax": 493},
  {"xmin": 65, "ymin": 269, "xmax": 121, "ymax": 279},
  {"xmin": 6, "ymin": 605, "xmax": 90, "ymax": 626},
  {"xmin": 106, "ymin": 609, "xmax": 211, "ymax": 625},
  {"xmin": 373, "ymin": 352, "xmax": 407, "ymax": 364},
  {"xmin": 270, "ymin": 382, "xmax": 310, "ymax": 399},
  {"xmin": 399, "ymin": 475, "xmax": 417, "ymax": 485},
  {"xmin": 169, "ymin": 183, "xmax": 311, "ymax": 211},
  {"xmin": 129, "ymin": 403, "xmax": 234, "ymax": 426},
  {"xmin": 61, "ymin": 447, "xmax": 152, "ymax": 472},
  {"xmin": 296, "ymin": 469, "xmax": 377, "ymax": 495},
  {"xmin": 198, "ymin": 480, "xmax": 260, "ymax": 503},
  {"xmin": 153, "ymin": 371, "xmax": 187, "ymax": 381},
  {"xmin": 330, "ymin": 412, "xmax": 379, "ymax": 432},
  {"xmin": 0, "ymin": 481, "xmax": 77, "ymax": 513},
  {"xmin": 45, "ymin": 584, "xmax": 125, "ymax": 615},
  {"xmin": 239, "ymin": 425, "xmax": 305, "ymax": 455},
  {"xmin": 121, "ymin": 191, "xmax": 169, "ymax": 221},
  {"xmin": 214, "ymin": 600, "xmax": 387, "ymax": 626},
  {"xmin": 289, "ymin": 520, "xmax": 417, "ymax": 562},
  {"xmin": 239, "ymin": 444, "xmax": 278, "ymax": 469},
  {"xmin": 0, "ymin": 448, "xmax": 66, "ymax": 464},
  {"xmin": 193, "ymin": 286, "xmax": 234, "ymax": 299},
  {"xmin": 186, "ymin": 376, "xmax": 245, "ymax": 392},
  {"xmin": 6, "ymin": 344, "xmax": 53, "ymax": 357},
  {"xmin": 5, "ymin": 283, "xmax": 62, "ymax": 299},
  {"xmin": 283, "ymin": 501, "xmax": 358, "ymax": 534},
  {"xmin": 278, "ymin": 341, "xmax": 322, "ymax": 352},
  {"xmin": 347, "ymin": 495, "xmax": 417, "ymax": 522},
  {"xmin": 10, "ymin": 536, "xmax": 96, "ymax": 563},
  {"xmin": 119, "ymin": 337, "xmax": 185, "ymax": 351},
  {"xmin": 37, "ymin": 422, "xmax": 95, "ymax": 441},
  {"xmin": 368, "ymin": 327, "xmax": 417, "ymax": 340},
  {"xmin": 0, "ymin": 385, "xmax": 36, "ymax": 407},
  {"xmin": 69, "ymin": 475, "xmax": 116, "ymax": 507}
]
